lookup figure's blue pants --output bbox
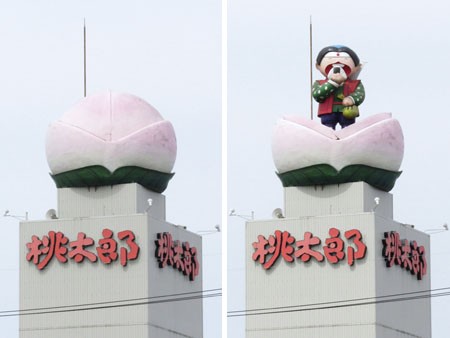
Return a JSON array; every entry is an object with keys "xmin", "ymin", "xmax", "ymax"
[{"xmin": 320, "ymin": 112, "xmax": 355, "ymax": 130}]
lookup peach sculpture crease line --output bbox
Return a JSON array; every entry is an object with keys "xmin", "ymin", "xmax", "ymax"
[
  {"xmin": 52, "ymin": 119, "xmax": 171, "ymax": 143},
  {"xmin": 46, "ymin": 120, "xmax": 176, "ymax": 174}
]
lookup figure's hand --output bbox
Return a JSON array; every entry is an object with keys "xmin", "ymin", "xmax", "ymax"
[
  {"xmin": 342, "ymin": 97, "xmax": 354, "ymax": 106},
  {"xmin": 328, "ymin": 73, "xmax": 347, "ymax": 84}
]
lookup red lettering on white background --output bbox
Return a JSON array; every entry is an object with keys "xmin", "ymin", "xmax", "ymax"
[
  {"xmin": 155, "ymin": 232, "xmax": 200, "ymax": 281},
  {"xmin": 26, "ymin": 229, "xmax": 139, "ymax": 270},
  {"xmin": 382, "ymin": 231, "xmax": 427, "ymax": 280},
  {"xmin": 252, "ymin": 228, "xmax": 367, "ymax": 270}
]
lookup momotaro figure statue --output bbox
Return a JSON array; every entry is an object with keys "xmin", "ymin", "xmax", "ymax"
[{"xmin": 313, "ymin": 45, "xmax": 365, "ymax": 129}]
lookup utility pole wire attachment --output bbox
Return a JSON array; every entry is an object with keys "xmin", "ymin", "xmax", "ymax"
[{"xmin": 3, "ymin": 210, "xmax": 28, "ymax": 221}]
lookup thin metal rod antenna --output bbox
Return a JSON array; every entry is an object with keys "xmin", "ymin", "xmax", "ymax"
[
  {"xmin": 83, "ymin": 19, "xmax": 87, "ymax": 97},
  {"xmin": 309, "ymin": 15, "xmax": 313, "ymax": 120}
]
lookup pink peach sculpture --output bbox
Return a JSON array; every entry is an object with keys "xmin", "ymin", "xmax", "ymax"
[
  {"xmin": 272, "ymin": 113, "xmax": 404, "ymax": 192},
  {"xmin": 46, "ymin": 91, "xmax": 177, "ymax": 193}
]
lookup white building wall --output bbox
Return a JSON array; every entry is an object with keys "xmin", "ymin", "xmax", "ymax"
[
  {"xmin": 57, "ymin": 184, "xmax": 166, "ymax": 220},
  {"xmin": 246, "ymin": 214, "xmax": 377, "ymax": 338},
  {"xmin": 284, "ymin": 183, "xmax": 393, "ymax": 219},
  {"xmin": 374, "ymin": 216, "xmax": 431, "ymax": 337},
  {"xmin": 20, "ymin": 184, "xmax": 202, "ymax": 338},
  {"xmin": 246, "ymin": 183, "xmax": 431, "ymax": 338}
]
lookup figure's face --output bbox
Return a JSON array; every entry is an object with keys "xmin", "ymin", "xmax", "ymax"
[{"xmin": 316, "ymin": 51, "xmax": 357, "ymax": 78}]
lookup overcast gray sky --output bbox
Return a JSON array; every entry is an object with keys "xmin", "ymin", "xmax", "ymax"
[
  {"xmin": 228, "ymin": 0, "xmax": 450, "ymax": 337},
  {"xmin": 0, "ymin": 1, "xmax": 221, "ymax": 337}
]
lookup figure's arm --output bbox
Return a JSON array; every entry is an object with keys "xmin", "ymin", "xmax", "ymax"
[
  {"xmin": 312, "ymin": 80, "xmax": 338, "ymax": 103},
  {"xmin": 344, "ymin": 82, "xmax": 365, "ymax": 106}
]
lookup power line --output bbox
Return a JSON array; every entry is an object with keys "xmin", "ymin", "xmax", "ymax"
[
  {"xmin": 228, "ymin": 287, "xmax": 449, "ymax": 318},
  {"xmin": 1, "ymin": 292, "xmax": 222, "ymax": 318},
  {"xmin": 0, "ymin": 288, "xmax": 222, "ymax": 318},
  {"xmin": 228, "ymin": 286, "xmax": 449, "ymax": 315},
  {"xmin": 228, "ymin": 291, "xmax": 448, "ymax": 318}
]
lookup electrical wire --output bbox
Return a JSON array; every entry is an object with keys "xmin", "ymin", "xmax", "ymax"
[
  {"xmin": 0, "ymin": 288, "xmax": 222, "ymax": 318},
  {"xmin": 228, "ymin": 287, "xmax": 449, "ymax": 318},
  {"xmin": 228, "ymin": 286, "xmax": 449, "ymax": 315}
]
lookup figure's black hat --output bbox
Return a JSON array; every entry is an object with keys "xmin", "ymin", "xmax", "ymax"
[{"xmin": 316, "ymin": 45, "xmax": 360, "ymax": 66}]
